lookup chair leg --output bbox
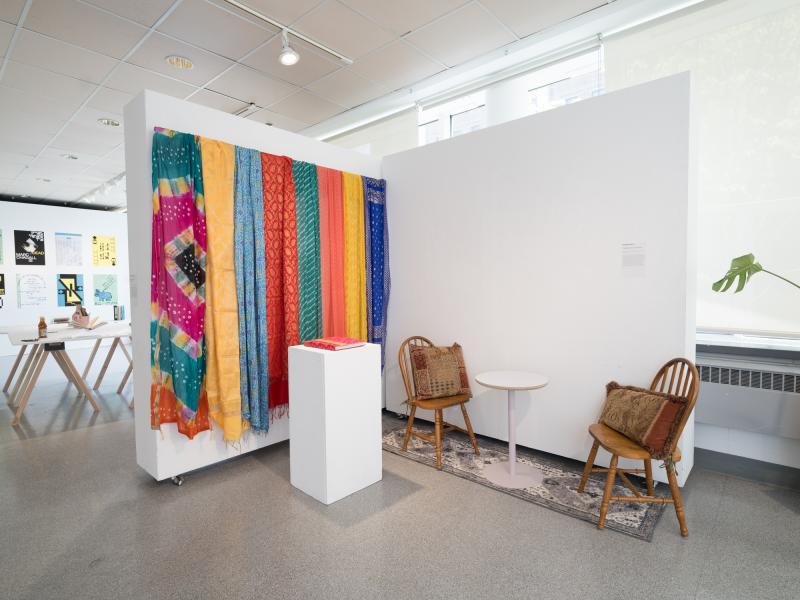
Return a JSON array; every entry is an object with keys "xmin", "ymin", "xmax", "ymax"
[
  {"xmin": 644, "ymin": 459, "xmax": 654, "ymax": 496},
  {"xmin": 402, "ymin": 405, "xmax": 416, "ymax": 451},
  {"xmin": 578, "ymin": 440, "xmax": 600, "ymax": 493},
  {"xmin": 434, "ymin": 409, "xmax": 443, "ymax": 470},
  {"xmin": 460, "ymin": 402, "xmax": 480, "ymax": 456},
  {"xmin": 597, "ymin": 454, "xmax": 618, "ymax": 530},
  {"xmin": 666, "ymin": 463, "xmax": 688, "ymax": 537}
]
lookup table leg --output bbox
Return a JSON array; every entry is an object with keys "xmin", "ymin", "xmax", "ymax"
[
  {"xmin": 117, "ymin": 363, "xmax": 133, "ymax": 395},
  {"xmin": 3, "ymin": 344, "xmax": 28, "ymax": 393},
  {"xmin": 81, "ymin": 339, "xmax": 103, "ymax": 380},
  {"xmin": 508, "ymin": 389, "xmax": 516, "ymax": 477},
  {"xmin": 12, "ymin": 349, "xmax": 48, "ymax": 426},
  {"xmin": 9, "ymin": 345, "xmax": 41, "ymax": 407},
  {"xmin": 58, "ymin": 350, "xmax": 100, "ymax": 413},
  {"xmin": 93, "ymin": 337, "xmax": 119, "ymax": 390}
]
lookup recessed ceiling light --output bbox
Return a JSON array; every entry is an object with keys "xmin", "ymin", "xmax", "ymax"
[
  {"xmin": 61, "ymin": 153, "xmax": 79, "ymax": 160},
  {"xmin": 165, "ymin": 54, "xmax": 194, "ymax": 70},
  {"xmin": 36, "ymin": 178, "xmax": 52, "ymax": 183},
  {"xmin": 278, "ymin": 30, "xmax": 299, "ymax": 66},
  {"xmin": 97, "ymin": 117, "xmax": 120, "ymax": 127}
]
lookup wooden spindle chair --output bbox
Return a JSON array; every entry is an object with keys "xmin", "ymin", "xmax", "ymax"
[
  {"xmin": 398, "ymin": 336, "xmax": 480, "ymax": 470},
  {"xmin": 577, "ymin": 358, "xmax": 699, "ymax": 537}
]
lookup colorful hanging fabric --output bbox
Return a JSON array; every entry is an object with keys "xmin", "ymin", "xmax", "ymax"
[
  {"xmin": 262, "ymin": 153, "xmax": 298, "ymax": 416},
  {"xmin": 199, "ymin": 138, "xmax": 243, "ymax": 442},
  {"xmin": 292, "ymin": 160, "xmax": 322, "ymax": 342},
  {"xmin": 363, "ymin": 177, "xmax": 390, "ymax": 366},
  {"xmin": 317, "ymin": 166, "xmax": 346, "ymax": 338},
  {"xmin": 342, "ymin": 172, "xmax": 367, "ymax": 341},
  {"xmin": 234, "ymin": 147, "xmax": 270, "ymax": 432},
  {"xmin": 150, "ymin": 128, "xmax": 209, "ymax": 439}
]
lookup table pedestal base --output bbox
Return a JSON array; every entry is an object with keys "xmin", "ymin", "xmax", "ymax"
[{"xmin": 483, "ymin": 461, "xmax": 543, "ymax": 489}]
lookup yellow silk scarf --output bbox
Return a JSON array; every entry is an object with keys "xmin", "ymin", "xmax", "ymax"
[
  {"xmin": 199, "ymin": 138, "xmax": 243, "ymax": 441},
  {"xmin": 341, "ymin": 172, "xmax": 367, "ymax": 340}
]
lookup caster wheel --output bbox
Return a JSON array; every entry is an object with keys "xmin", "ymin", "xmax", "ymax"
[{"xmin": 171, "ymin": 475, "xmax": 184, "ymax": 486}]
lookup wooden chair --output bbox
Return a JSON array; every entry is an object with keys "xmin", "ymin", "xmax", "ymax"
[
  {"xmin": 577, "ymin": 358, "xmax": 699, "ymax": 537},
  {"xmin": 398, "ymin": 336, "xmax": 480, "ymax": 470}
]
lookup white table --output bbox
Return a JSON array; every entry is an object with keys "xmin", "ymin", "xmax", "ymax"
[
  {"xmin": 5, "ymin": 322, "xmax": 132, "ymax": 425},
  {"xmin": 475, "ymin": 370, "xmax": 549, "ymax": 489}
]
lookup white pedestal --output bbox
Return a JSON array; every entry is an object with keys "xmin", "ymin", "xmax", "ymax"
[{"xmin": 289, "ymin": 343, "xmax": 383, "ymax": 505}]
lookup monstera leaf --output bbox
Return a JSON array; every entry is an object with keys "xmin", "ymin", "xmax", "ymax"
[{"xmin": 712, "ymin": 254, "xmax": 762, "ymax": 293}]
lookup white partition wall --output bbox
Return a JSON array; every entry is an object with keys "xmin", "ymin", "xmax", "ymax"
[
  {"xmin": 123, "ymin": 91, "xmax": 381, "ymax": 481},
  {"xmin": 383, "ymin": 73, "xmax": 697, "ymax": 485}
]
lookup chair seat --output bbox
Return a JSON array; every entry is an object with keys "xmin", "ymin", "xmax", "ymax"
[
  {"xmin": 413, "ymin": 394, "xmax": 470, "ymax": 410},
  {"xmin": 588, "ymin": 423, "xmax": 682, "ymax": 462}
]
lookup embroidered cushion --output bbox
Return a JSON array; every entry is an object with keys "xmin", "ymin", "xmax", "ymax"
[
  {"xmin": 410, "ymin": 344, "xmax": 471, "ymax": 400},
  {"xmin": 600, "ymin": 382, "xmax": 688, "ymax": 459}
]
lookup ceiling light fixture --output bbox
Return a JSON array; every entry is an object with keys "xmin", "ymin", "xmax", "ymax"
[
  {"xmin": 165, "ymin": 54, "xmax": 194, "ymax": 70},
  {"xmin": 220, "ymin": 0, "xmax": 352, "ymax": 65},
  {"xmin": 97, "ymin": 117, "xmax": 120, "ymax": 127},
  {"xmin": 61, "ymin": 153, "xmax": 79, "ymax": 160},
  {"xmin": 278, "ymin": 30, "xmax": 300, "ymax": 66}
]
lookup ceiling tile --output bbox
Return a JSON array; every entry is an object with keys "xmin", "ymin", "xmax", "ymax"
[
  {"xmin": 242, "ymin": 34, "xmax": 342, "ymax": 87},
  {"xmin": 351, "ymin": 40, "xmax": 444, "ymax": 92},
  {"xmin": 88, "ymin": 86, "xmax": 135, "ymax": 115},
  {"xmin": 39, "ymin": 146, "xmax": 105, "ymax": 166},
  {"xmin": 12, "ymin": 29, "xmax": 118, "ymax": 84},
  {"xmin": 0, "ymin": 131, "xmax": 51, "ymax": 156},
  {"xmin": 105, "ymin": 61, "xmax": 196, "ymax": 98},
  {"xmin": 127, "ymin": 32, "xmax": 234, "ymax": 86},
  {"xmin": 405, "ymin": 2, "xmax": 515, "ymax": 67},
  {"xmin": 2, "ymin": 60, "xmax": 96, "ymax": 107},
  {"xmin": 0, "ymin": 163, "xmax": 25, "ymax": 179},
  {"xmin": 0, "ymin": 151, "xmax": 33, "ymax": 167},
  {"xmin": 208, "ymin": 0, "xmax": 323, "ymax": 26},
  {"xmin": 340, "ymin": 0, "xmax": 468, "ymax": 35},
  {"xmin": 51, "ymin": 124, "xmax": 123, "ymax": 157},
  {"xmin": 0, "ymin": 105, "xmax": 65, "ymax": 136},
  {"xmin": 71, "ymin": 105, "xmax": 125, "ymax": 130},
  {"xmin": 22, "ymin": 155, "xmax": 95, "ymax": 179},
  {"xmin": 0, "ymin": 0, "xmax": 26, "ymax": 24},
  {"xmin": 208, "ymin": 64, "xmax": 296, "ymax": 107},
  {"xmin": 187, "ymin": 88, "xmax": 249, "ymax": 114},
  {"xmin": 246, "ymin": 107, "xmax": 309, "ymax": 132},
  {"xmin": 306, "ymin": 67, "xmax": 389, "ymax": 108},
  {"xmin": 25, "ymin": 0, "xmax": 147, "ymax": 59},
  {"xmin": 266, "ymin": 89, "xmax": 344, "ymax": 125},
  {"xmin": 292, "ymin": 1, "xmax": 394, "ymax": 59},
  {"xmin": 0, "ymin": 85, "xmax": 77, "ymax": 121},
  {"xmin": 82, "ymin": 0, "xmax": 174, "ymax": 27},
  {"xmin": 158, "ymin": 0, "xmax": 276, "ymax": 60},
  {"xmin": 479, "ymin": 0, "xmax": 605, "ymax": 38},
  {"xmin": 0, "ymin": 20, "xmax": 13, "ymax": 55}
]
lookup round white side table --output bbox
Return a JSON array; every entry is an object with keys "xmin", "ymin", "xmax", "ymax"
[{"xmin": 475, "ymin": 371, "xmax": 549, "ymax": 489}]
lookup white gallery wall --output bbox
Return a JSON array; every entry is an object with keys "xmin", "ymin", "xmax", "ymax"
[
  {"xmin": 124, "ymin": 90, "xmax": 381, "ymax": 481},
  {"xmin": 383, "ymin": 73, "xmax": 696, "ymax": 484},
  {"xmin": 0, "ymin": 200, "xmax": 129, "ymax": 356}
]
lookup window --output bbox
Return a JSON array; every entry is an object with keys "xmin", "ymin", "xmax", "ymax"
[
  {"xmin": 418, "ymin": 119, "xmax": 441, "ymax": 146},
  {"xmin": 525, "ymin": 50, "xmax": 605, "ymax": 116},
  {"xmin": 450, "ymin": 105, "xmax": 487, "ymax": 137}
]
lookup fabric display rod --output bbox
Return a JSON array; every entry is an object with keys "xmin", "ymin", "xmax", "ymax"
[{"xmin": 150, "ymin": 127, "xmax": 389, "ymax": 442}]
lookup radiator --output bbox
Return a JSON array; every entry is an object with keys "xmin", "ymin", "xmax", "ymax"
[{"xmin": 696, "ymin": 353, "xmax": 800, "ymax": 440}]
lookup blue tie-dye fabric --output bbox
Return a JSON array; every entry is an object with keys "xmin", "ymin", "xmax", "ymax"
[{"xmin": 363, "ymin": 177, "xmax": 389, "ymax": 367}]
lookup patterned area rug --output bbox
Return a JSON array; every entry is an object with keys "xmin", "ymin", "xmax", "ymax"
[{"xmin": 383, "ymin": 418, "xmax": 669, "ymax": 541}]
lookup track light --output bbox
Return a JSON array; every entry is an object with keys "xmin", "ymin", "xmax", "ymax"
[{"xmin": 278, "ymin": 30, "xmax": 299, "ymax": 66}]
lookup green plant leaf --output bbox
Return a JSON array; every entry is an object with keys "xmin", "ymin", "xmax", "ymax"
[{"xmin": 712, "ymin": 253, "xmax": 762, "ymax": 293}]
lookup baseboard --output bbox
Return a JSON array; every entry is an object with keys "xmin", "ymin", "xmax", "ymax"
[{"xmin": 694, "ymin": 447, "xmax": 800, "ymax": 491}]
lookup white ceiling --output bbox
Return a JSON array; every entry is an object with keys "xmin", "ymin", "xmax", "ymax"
[{"xmin": 0, "ymin": 0, "xmax": 607, "ymax": 208}]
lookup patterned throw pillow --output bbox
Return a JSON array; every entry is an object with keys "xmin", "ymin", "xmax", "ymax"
[
  {"xmin": 600, "ymin": 382, "xmax": 688, "ymax": 459},
  {"xmin": 410, "ymin": 344, "xmax": 471, "ymax": 400}
]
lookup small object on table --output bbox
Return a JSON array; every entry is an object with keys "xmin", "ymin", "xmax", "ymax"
[
  {"xmin": 52, "ymin": 317, "xmax": 69, "ymax": 324},
  {"xmin": 37, "ymin": 316, "xmax": 47, "ymax": 339},
  {"xmin": 475, "ymin": 371, "xmax": 549, "ymax": 489},
  {"xmin": 303, "ymin": 336, "xmax": 365, "ymax": 351}
]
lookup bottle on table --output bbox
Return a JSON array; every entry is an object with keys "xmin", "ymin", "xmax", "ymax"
[{"xmin": 38, "ymin": 316, "xmax": 47, "ymax": 339}]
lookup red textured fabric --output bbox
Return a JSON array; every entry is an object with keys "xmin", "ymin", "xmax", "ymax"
[
  {"xmin": 317, "ymin": 166, "xmax": 346, "ymax": 337},
  {"xmin": 262, "ymin": 153, "xmax": 299, "ymax": 414}
]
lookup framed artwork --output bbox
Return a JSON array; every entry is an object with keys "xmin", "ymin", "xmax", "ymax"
[
  {"xmin": 14, "ymin": 230, "xmax": 46, "ymax": 265},
  {"xmin": 0, "ymin": 273, "xmax": 5, "ymax": 295},
  {"xmin": 0, "ymin": 229, "xmax": 4, "ymax": 264},
  {"xmin": 17, "ymin": 273, "xmax": 47, "ymax": 308},
  {"xmin": 92, "ymin": 235, "xmax": 117, "ymax": 267},
  {"xmin": 55, "ymin": 232, "xmax": 83, "ymax": 266},
  {"xmin": 57, "ymin": 273, "xmax": 84, "ymax": 307}
]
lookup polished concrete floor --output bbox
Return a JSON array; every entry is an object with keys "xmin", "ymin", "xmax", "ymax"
[{"xmin": 1, "ymin": 350, "xmax": 799, "ymax": 600}]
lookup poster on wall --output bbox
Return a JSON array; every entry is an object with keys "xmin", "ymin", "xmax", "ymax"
[
  {"xmin": 93, "ymin": 274, "xmax": 118, "ymax": 305},
  {"xmin": 16, "ymin": 273, "xmax": 47, "ymax": 308},
  {"xmin": 0, "ymin": 230, "xmax": 4, "ymax": 264},
  {"xmin": 92, "ymin": 235, "xmax": 117, "ymax": 267},
  {"xmin": 14, "ymin": 230, "xmax": 46, "ymax": 265},
  {"xmin": 57, "ymin": 273, "xmax": 84, "ymax": 307},
  {"xmin": 0, "ymin": 273, "xmax": 5, "ymax": 310},
  {"xmin": 55, "ymin": 232, "xmax": 83, "ymax": 266}
]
